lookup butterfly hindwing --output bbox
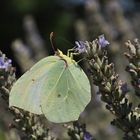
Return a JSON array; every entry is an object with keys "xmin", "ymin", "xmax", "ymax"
[{"xmin": 41, "ymin": 58, "xmax": 91, "ymax": 123}]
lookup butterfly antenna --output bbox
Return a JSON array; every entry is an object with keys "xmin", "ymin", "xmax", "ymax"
[{"xmin": 50, "ymin": 32, "xmax": 56, "ymax": 53}]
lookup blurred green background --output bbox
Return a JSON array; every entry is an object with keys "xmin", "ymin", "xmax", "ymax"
[{"xmin": 0, "ymin": 0, "xmax": 140, "ymax": 139}]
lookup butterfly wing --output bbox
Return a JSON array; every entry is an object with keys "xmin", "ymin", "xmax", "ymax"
[
  {"xmin": 9, "ymin": 56, "xmax": 60, "ymax": 114},
  {"xmin": 41, "ymin": 61, "xmax": 91, "ymax": 123}
]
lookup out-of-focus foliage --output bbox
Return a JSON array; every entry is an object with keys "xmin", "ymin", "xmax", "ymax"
[{"xmin": 0, "ymin": 130, "xmax": 6, "ymax": 140}]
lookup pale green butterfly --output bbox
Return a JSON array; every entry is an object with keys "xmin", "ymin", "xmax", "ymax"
[{"xmin": 9, "ymin": 33, "xmax": 91, "ymax": 123}]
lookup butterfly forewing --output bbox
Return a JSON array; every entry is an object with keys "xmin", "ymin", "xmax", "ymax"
[{"xmin": 9, "ymin": 56, "xmax": 60, "ymax": 114}]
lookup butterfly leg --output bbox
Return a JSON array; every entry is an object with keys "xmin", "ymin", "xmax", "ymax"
[
  {"xmin": 70, "ymin": 52, "xmax": 79, "ymax": 60},
  {"xmin": 67, "ymin": 48, "xmax": 75, "ymax": 57}
]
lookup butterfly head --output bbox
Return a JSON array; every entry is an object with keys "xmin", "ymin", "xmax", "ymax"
[{"xmin": 56, "ymin": 49, "xmax": 75, "ymax": 65}]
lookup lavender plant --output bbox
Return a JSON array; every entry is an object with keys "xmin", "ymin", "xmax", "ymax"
[
  {"xmin": 124, "ymin": 39, "xmax": 140, "ymax": 97},
  {"xmin": 74, "ymin": 35, "xmax": 140, "ymax": 140},
  {"xmin": 66, "ymin": 121, "xmax": 94, "ymax": 140},
  {"xmin": 0, "ymin": 51, "xmax": 15, "ymax": 101}
]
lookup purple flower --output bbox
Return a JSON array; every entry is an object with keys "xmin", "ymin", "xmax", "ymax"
[
  {"xmin": 120, "ymin": 83, "xmax": 129, "ymax": 94},
  {"xmin": 75, "ymin": 41, "xmax": 86, "ymax": 53},
  {"xmin": 0, "ymin": 55, "xmax": 12, "ymax": 70},
  {"xmin": 98, "ymin": 34, "xmax": 109, "ymax": 48},
  {"xmin": 84, "ymin": 132, "xmax": 93, "ymax": 140}
]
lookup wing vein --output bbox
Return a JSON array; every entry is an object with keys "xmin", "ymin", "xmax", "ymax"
[
  {"xmin": 67, "ymin": 67, "xmax": 89, "ymax": 93},
  {"xmin": 44, "ymin": 61, "xmax": 66, "ymax": 99}
]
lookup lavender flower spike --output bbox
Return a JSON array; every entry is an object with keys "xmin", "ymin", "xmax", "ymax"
[
  {"xmin": 0, "ymin": 55, "xmax": 12, "ymax": 70},
  {"xmin": 84, "ymin": 132, "xmax": 93, "ymax": 140},
  {"xmin": 75, "ymin": 41, "xmax": 86, "ymax": 53},
  {"xmin": 98, "ymin": 34, "xmax": 109, "ymax": 48}
]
